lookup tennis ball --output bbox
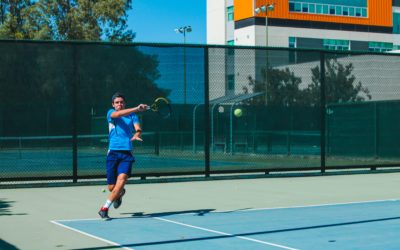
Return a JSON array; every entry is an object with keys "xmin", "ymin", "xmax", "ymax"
[
  {"xmin": 234, "ymin": 108, "xmax": 242, "ymax": 117},
  {"xmin": 102, "ymin": 188, "xmax": 106, "ymax": 193}
]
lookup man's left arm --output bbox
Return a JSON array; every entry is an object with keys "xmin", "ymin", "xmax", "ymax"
[{"xmin": 131, "ymin": 123, "xmax": 143, "ymax": 141}]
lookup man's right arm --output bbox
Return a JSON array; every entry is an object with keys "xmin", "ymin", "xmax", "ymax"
[{"xmin": 110, "ymin": 104, "xmax": 148, "ymax": 118}]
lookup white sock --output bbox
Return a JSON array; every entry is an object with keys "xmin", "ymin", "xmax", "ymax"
[{"xmin": 103, "ymin": 200, "xmax": 112, "ymax": 209}]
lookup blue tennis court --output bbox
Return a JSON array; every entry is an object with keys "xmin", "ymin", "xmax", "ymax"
[{"xmin": 52, "ymin": 199, "xmax": 400, "ymax": 250}]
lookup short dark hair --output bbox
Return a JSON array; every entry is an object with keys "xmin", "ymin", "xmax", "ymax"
[{"xmin": 111, "ymin": 92, "xmax": 125, "ymax": 102}]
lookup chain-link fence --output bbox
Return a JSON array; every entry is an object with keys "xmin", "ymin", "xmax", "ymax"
[{"xmin": 1, "ymin": 40, "xmax": 400, "ymax": 184}]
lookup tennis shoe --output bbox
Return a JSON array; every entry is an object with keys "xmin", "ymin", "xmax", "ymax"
[
  {"xmin": 113, "ymin": 188, "xmax": 126, "ymax": 209},
  {"xmin": 98, "ymin": 207, "xmax": 110, "ymax": 220}
]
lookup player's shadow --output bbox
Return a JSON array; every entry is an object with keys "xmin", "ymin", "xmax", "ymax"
[
  {"xmin": 0, "ymin": 199, "xmax": 27, "ymax": 216},
  {"xmin": 0, "ymin": 239, "xmax": 19, "ymax": 250},
  {"xmin": 120, "ymin": 207, "xmax": 254, "ymax": 219},
  {"xmin": 121, "ymin": 208, "xmax": 215, "ymax": 218}
]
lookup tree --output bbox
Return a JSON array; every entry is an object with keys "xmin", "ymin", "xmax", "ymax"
[
  {"xmin": 309, "ymin": 58, "xmax": 371, "ymax": 106},
  {"xmin": 0, "ymin": 0, "xmax": 37, "ymax": 39},
  {"xmin": 0, "ymin": 0, "xmax": 134, "ymax": 41},
  {"xmin": 0, "ymin": 1, "xmax": 169, "ymax": 135},
  {"xmin": 244, "ymin": 66, "xmax": 307, "ymax": 107},
  {"xmin": 244, "ymin": 58, "xmax": 371, "ymax": 107}
]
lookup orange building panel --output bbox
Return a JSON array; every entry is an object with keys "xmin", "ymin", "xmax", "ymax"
[{"xmin": 235, "ymin": 0, "xmax": 392, "ymax": 27}]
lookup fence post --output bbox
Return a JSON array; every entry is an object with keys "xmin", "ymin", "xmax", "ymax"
[
  {"xmin": 72, "ymin": 44, "xmax": 79, "ymax": 183},
  {"xmin": 204, "ymin": 47, "xmax": 210, "ymax": 177},
  {"xmin": 372, "ymin": 102, "xmax": 378, "ymax": 170},
  {"xmin": 155, "ymin": 131, "xmax": 160, "ymax": 156},
  {"xmin": 320, "ymin": 52, "xmax": 326, "ymax": 173},
  {"xmin": 374, "ymin": 102, "xmax": 379, "ymax": 159}
]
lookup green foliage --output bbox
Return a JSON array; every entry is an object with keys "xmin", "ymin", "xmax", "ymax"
[
  {"xmin": 0, "ymin": 1, "xmax": 168, "ymax": 120},
  {"xmin": 244, "ymin": 66, "xmax": 308, "ymax": 107},
  {"xmin": 245, "ymin": 58, "xmax": 371, "ymax": 107},
  {"xmin": 0, "ymin": 43, "xmax": 168, "ymax": 106},
  {"xmin": 0, "ymin": 0, "xmax": 134, "ymax": 41},
  {"xmin": 310, "ymin": 58, "xmax": 371, "ymax": 106},
  {"xmin": 77, "ymin": 45, "xmax": 168, "ymax": 105}
]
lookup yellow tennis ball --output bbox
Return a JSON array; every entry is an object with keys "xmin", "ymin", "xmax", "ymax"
[
  {"xmin": 234, "ymin": 108, "xmax": 242, "ymax": 117},
  {"xmin": 102, "ymin": 188, "xmax": 106, "ymax": 193}
]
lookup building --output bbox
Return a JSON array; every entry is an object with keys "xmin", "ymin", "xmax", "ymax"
[
  {"xmin": 206, "ymin": 0, "xmax": 400, "ymax": 100},
  {"xmin": 207, "ymin": 0, "xmax": 400, "ymax": 51}
]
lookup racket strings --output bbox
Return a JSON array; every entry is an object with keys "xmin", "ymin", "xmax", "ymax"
[
  {"xmin": 154, "ymin": 99, "xmax": 171, "ymax": 118},
  {"xmin": 148, "ymin": 97, "xmax": 171, "ymax": 118}
]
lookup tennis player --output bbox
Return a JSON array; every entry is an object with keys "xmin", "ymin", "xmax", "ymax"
[{"xmin": 98, "ymin": 92, "xmax": 148, "ymax": 220}]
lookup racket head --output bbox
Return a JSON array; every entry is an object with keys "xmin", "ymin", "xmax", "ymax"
[{"xmin": 150, "ymin": 97, "xmax": 171, "ymax": 118}]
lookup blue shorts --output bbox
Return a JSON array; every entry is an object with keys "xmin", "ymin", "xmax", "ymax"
[{"xmin": 106, "ymin": 150, "xmax": 135, "ymax": 185}]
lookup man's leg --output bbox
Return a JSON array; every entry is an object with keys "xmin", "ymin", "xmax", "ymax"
[
  {"xmin": 108, "ymin": 173, "xmax": 128, "ymax": 203},
  {"xmin": 112, "ymin": 152, "xmax": 134, "ymax": 209},
  {"xmin": 98, "ymin": 174, "xmax": 127, "ymax": 220},
  {"xmin": 99, "ymin": 151, "xmax": 133, "ymax": 219},
  {"xmin": 99, "ymin": 151, "xmax": 119, "ymax": 220}
]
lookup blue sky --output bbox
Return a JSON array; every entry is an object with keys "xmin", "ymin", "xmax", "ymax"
[{"xmin": 128, "ymin": 0, "xmax": 206, "ymax": 44}]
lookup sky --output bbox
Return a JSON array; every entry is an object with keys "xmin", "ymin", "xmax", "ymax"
[{"xmin": 127, "ymin": 0, "xmax": 207, "ymax": 44}]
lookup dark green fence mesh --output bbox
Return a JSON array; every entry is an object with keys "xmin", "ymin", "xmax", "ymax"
[
  {"xmin": 327, "ymin": 100, "xmax": 400, "ymax": 158},
  {"xmin": 324, "ymin": 53, "xmax": 400, "ymax": 167},
  {"xmin": 1, "ymin": 40, "xmax": 400, "ymax": 183}
]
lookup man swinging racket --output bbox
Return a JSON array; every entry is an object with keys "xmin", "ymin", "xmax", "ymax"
[{"xmin": 98, "ymin": 92, "xmax": 148, "ymax": 220}]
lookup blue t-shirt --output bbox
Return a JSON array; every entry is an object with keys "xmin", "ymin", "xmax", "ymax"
[{"xmin": 107, "ymin": 109, "xmax": 140, "ymax": 150}]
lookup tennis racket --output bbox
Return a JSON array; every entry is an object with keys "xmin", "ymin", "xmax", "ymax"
[{"xmin": 147, "ymin": 97, "xmax": 172, "ymax": 118}]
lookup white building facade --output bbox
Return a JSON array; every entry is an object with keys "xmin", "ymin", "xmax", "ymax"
[{"xmin": 206, "ymin": 0, "xmax": 400, "ymax": 100}]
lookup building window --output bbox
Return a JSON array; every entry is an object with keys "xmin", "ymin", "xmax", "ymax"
[
  {"xmin": 355, "ymin": 8, "xmax": 362, "ymax": 17},
  {"xmin": 342, "ymin": 7, "xmax": 349, "ymax": 16},
  {"xmin": 289, "ymin": 37, "xmax": 297, "ymax": 48},
  {"xmin": 369, "ymin": 42, "xmax": 393, "ymax": 52},
  {"xmin": 349, "ymin": 7, "xmax": 355, "ymax": 16},
  {"xmin": 323, "ymin": 4, "xmax": 329, "ymax": 14},
  {"xmin": 316, "ymin": 4, "xmax": 322, "ymax": 13},
  {"xmin": 329, "ymin": 5, "xmax": 335, "ymax": 14},
  {"xmin": 393, "ymin": 13, "xmax": 400, "ymax": 34},
  {"xmin": 302, "ymin": 3, "xmax": 309, "ymax": 12},
  {"xmin": 289, "ymin": 2, "xmax": 295, "ymax": 11},
  {"xmin": 335, "ymin": 6, "xmax": 342, "ymax": 15},
  {"xmin": 227, "ymin": 6, "xmax": 234, "ymax": 21},
  {"xmin": 288, "ymin": 1, "xmax": 367, "ymax": 18},
  {"xmin": 295, "ymin": 2, "xmax": 302, "ymax": 11},
  {"xmin": 323, "ymin": 39, "xmax": 350, "ymax": 51},
  {"xmin": 361, "ymin": 8, "xmax": 367, "ymax": 17},
  {"xmin": 309, "ymin": 3, "xmax": 315, "ymax": 13}
]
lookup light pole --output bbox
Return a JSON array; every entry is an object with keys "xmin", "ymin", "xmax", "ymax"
[
  {"xmin": 255, "ymin": 3, "xmax": 275, "ymax": 47},
  {"xmin": 175, "ymin": 25, "xmax": 192, "ymax": 104},
  {"xmin": 255, "ymin": 3, "xmax": 274, "ymax": 104}
]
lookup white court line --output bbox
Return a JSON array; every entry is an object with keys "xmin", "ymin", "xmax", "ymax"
[
  {"xmin": 154, "ymin": 217, "xmax": 299, "ymax": 250},
  {"xmin": 55, "ymin": 217, "xmax": 103, "ymax": 222},
  {"xmin": 215, "ymin": 198, "xmax": 400, "ymax": 213},
  {"xmin": 50, "ymin": 220, "xmax": 134, "ymax": 250}
]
